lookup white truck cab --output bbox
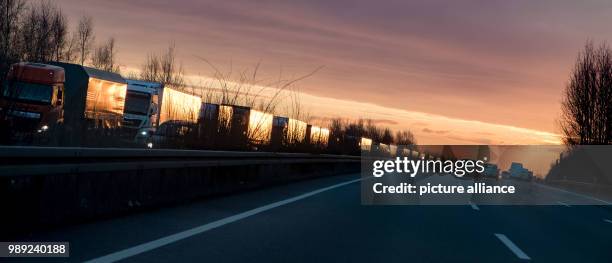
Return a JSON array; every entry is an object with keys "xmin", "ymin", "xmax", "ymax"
[{"xmin": 123, "ymin": 79, "xmax": 163, "ymax": 141}]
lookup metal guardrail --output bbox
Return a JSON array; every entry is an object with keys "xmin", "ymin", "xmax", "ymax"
[
  {"xmin": 0, "ymin": 146, "xmax": 361, "ymax": 235},
  {"xmin": 0, "ymin": 146, "xmax": 360, "ymax": 176}
]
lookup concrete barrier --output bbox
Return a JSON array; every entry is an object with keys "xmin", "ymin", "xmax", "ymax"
[{"xmin": 0, "ymin": 147, "xmax": 359, "ymax": 236}]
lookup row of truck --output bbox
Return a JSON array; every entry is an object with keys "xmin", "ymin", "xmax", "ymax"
[{"xmin": 0, "ymin": 62, "xmax": 382, "ymax": 153}]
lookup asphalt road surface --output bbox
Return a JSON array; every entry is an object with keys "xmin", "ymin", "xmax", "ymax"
[{"xmin": 8, "ymin": 173, "xmax": 612, "ymax": 262}]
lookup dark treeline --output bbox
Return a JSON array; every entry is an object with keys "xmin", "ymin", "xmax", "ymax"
[
  {"xmin": 548, "ymin": 40, "xmax": 612, "ymax": 185},
  {"xmin": 0, "ymin": 0, "xmax": 118, "ymax": 79},
  {"xmin": 329, "ymin": 118, "xmax": 416, "ymax": 146},
  {"xmin": 561, "ymin": 40, "xmax": 612, "ymax": 145}
]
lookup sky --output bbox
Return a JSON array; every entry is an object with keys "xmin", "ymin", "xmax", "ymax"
[{"xmin": 52, "ymin": 0, "xmax": 612, "ymax": 144}]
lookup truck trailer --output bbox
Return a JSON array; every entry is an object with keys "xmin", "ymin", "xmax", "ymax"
[
  {"xmin": 215, "ymin": 105, "xmax": 274, "ymax": 149},
  {"xmin": 138, "ymin": 86, "xmax": 202, "ymax": 148},
  {"xmin": 308, "ymin": 125, "xmax": 330, "ymax": 148},
  {"xmin": 48, "ymin": 62, "xmax": 128, "ymax": 146},
  {"xmin": 196, "ymin": 102, "xmax": 221, "ymax": 148},
  {"xmin": 287, "ymin": 118, "xmax": 307, "ymax": 145},
  {"xmin": 270, "ymin": 116, "xmax": 289, "ymax": 150}
]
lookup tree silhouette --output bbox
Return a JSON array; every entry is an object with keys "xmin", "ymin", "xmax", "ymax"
[{"xmin": 561, "ymin": 41, "xmax": 612, "ymax": 145}]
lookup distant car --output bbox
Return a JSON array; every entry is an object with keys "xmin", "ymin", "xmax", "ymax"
[
  {"xmin": 134, "ymin": 127, "xmax": 156, "ymax": 145},
  {"xmin": 483, "ymin": 163, "xmax": 500, "ymax": 178},
  {"xmin": 145, "ymin": 120, "xmax": 198, "ymax": 148}
]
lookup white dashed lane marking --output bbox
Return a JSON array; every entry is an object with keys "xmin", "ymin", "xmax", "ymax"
[
  {"xmin": 494, "ymin": 233, "xmax": 531, "ymax": 260},
  {"xmin": 557, "ymin": 201, "xmax": 571, "ymax": 207}
]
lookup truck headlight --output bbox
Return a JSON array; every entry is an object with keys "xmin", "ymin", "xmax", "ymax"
[{"xmin": 37, "ymin": 125, "xmax": 49, "ymax": 133}]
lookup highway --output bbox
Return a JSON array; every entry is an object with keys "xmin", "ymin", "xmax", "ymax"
[{"xmin": 9, "ymin": 173, "xmax": 612, "ymax": 262}]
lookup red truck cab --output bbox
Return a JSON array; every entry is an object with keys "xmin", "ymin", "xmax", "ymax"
[{"xmin": 0, "ymin": 63, "xmax": 65, "ymax": 134}]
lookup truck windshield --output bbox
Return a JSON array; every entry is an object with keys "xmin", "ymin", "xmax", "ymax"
[
  {"xmin": 124, "ymin": 90, "xmax": 151, "ymax": 115},
  {"xmin": 2, "ymin": 81, "xmax": 53, "ymax": 104}
]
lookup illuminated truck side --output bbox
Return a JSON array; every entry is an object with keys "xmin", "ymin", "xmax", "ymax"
[
  {"xmin": 248, "ymin": 109, "xmax": 273, "ymax": 147},
  {"xmin": 308, "ymin": 125, "xmax": 330, "ymax": 148},
  {"xmin": 48, "ymin": 62, "xmax": 127, "ymax": 146},
  {"xmin": 360, "ymin": 137, "xmax": 373, "ymax": 152},
  {"xmin": 215, "ymin": 105, "xmax": 274, "ymax": 150},
  {"xmin": 144, "ymin": 87, "xmax": 202, "ymax": 148},
  {"xmin": 287, "ymin": 118, "xmax": 307, "ymax": 145},
  {"xmin": 0, "ymin": 63, "xmax": 65, "ymax": 140}
]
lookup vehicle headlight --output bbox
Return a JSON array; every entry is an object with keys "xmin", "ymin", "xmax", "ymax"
[
  {"xmin": 141, "ymin": 131, "xmax": 148, "ymax": 136},
  {"xmin": 38, "ymin": 125, "xmax": 49, "ymax": 133}
]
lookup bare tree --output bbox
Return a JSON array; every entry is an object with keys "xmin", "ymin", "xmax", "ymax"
[
  {"xmin": 395, "ymin": 130, "xmax": 416, "ymax": 146},
  {"xmin": 50, "ymin": 8, "xmax": 67, "ymax": 61},
  {"xmin": 0, "ymin": 0, "xmax": 25, "ymax": 67},
  {"xmin": 344, "ymin": 119, "xmax": 366, "ymax": 138},
  {"xmin": 140, "ymin": 43, "xmax": 185, "ymax": 88},
  {"xmin": 91, "ymin": 37, "xmax": 119, "ymax": 72},
  {"xmin": 160, "ymin": 43, "xmax": 184, "ymax": 87},
  {"xmin": 381, "ymin": 128, "xmax": 394, "ymax": 145},
  {"xmin": 19, "ymin": 0, "xmax": 65, "ymax": 62},
  {"xmin": 19, "ymin": 0, "xmax": 69, "ymax": 62},
  {"xmin": 365, "ymin": 120, "xmax": 382, "ymax": 142},
  {"xmin": 76, "ymin": 15, "xmax": 94, "ymax": 65},
  {"xmin": 560, "ymin": 40, "xmax": 612, "ymax": 145},
  {"xmin": 140, "ymin": 52, "xmax": 160, "ymax": 81},
  {"xmin": 62, "ymin": 31, "xmax": 78, "ymax": 63}
]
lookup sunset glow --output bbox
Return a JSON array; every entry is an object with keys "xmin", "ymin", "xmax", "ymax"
[{"xmin": 53, "ymin": 0, "xmax": 612, "ymax": 145}]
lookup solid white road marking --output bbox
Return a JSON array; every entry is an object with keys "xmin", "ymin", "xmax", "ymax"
[
  {"xmin": 533, "ymin": 183, "xmax": 611, "ymax": 205},
  {"xmin": 494, "ymin": 233, "xmax": 531, "ymax": 260},
  {"xmin": 84, "ymin": 177, "xmax": 362, "ymax": 263},
  {"xmin": 469, "ymin": 202, "xmax": 480, "ymax": 211},
  {"xmin": 557, "ymin": 201, "xmax": 571, "ymax": 207},
  {"xmin": 604, "ymin": 219, "xmax": 612, "ymax": 224}
]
